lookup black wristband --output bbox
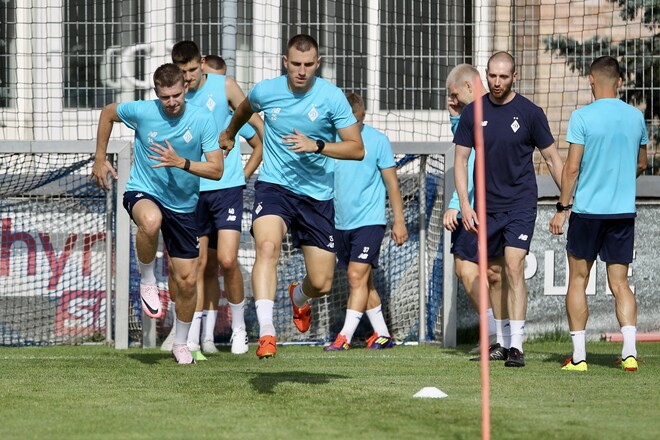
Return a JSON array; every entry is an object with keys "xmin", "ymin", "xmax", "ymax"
[
  {"xmin": 183, "ymin": 159, "xmax": 191, "ymax": 171},
  {"xmin": 315, "ymin": 139, "xmax": 326, "ymax": 154},
  {"xmin": 555, "ymin": 202, "xmax": 573, "ymax": 212}
]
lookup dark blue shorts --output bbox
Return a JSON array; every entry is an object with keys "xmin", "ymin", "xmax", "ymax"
[
  {"xmin": 123, "ymin": 191, "xmax": 199, "ymax": 259},
  {"xmin": 335, "ymin": 225, "xmax": 386, "ymax": 269},
  {"xmin": 196, "ymin": 186, "xmax": 244, "ymax": 235},
  {"xmin": 450, "ymin": 225, "xmax": 478, "ymax": 263},
  {"xmin": 566, "ymin": 213, "xmax": 635, "ymax": 264},
  {"xmin": 252, "ymin": 181, "xmax": 336, "ymax": 252},
  {"xmin": 485, "ymin": 208, "xmax": 537, "ymax": 257}
]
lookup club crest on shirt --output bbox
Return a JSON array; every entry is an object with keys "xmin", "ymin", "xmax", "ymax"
[
  {"xmin": 511, "ymin": 117, "xmax": 520, "ymax": 133},
  {"xmin": 183, "ymin": 128, "xmax": 193, "ymax": 143},
  {"xmin": 308, "ymin": 106, "xmax": 319, "ymax": 122},
  {"xmin": 206, "ymin": 96, "xmax": 216, "ymax": 111}
]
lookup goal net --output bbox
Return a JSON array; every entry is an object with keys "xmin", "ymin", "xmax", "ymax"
[{"xmin": 0, "ymin": 142, "xmax": 129, "ymax": 345}]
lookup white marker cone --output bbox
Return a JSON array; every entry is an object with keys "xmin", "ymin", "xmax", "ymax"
[{"xmin": 413, "ymin": 387, "xmax": 448, "ymax": 398}]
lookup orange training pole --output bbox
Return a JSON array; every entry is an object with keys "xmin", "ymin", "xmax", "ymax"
[{"xmin": 472, "ymin": 75, "xmax": 490, "ymax": 440}]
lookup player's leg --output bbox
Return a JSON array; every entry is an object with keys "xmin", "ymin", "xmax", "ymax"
[
  {"xmin": 487, "ymin": 257, "xmax": 507, "ymax": 347},
  {"xmin": 125, "ymin": 194, "xmax": 163, "ymax": 319},
  {"xmin": 252, "ymin": 214, "xmax": 287, "ymax": 358},
  {"xmin": 217, "ymin": 229, "xmax": 248, "ymax": 354},
  {"xmin": 502, "ymin": 246, "xmax": 527, "ymax": 365},
  {"xmin": 160, "ymin": 266, "xmax": 178, "ymax": 351},
  {"xmin": 365, "ymin": 274, "xmax": 395, "ymax": 349},
  {"xmin": 562, "ymin": 252, "xmax": 593, "ymax": 370},
  {"xmin": 328, "ymin": 260, "xmax": 370, "ymax": 350},
  {"xmin": 601, "ymin": 217, "xmax": 637, "ymax": 371},
  {"xmin": 200, "ymin": 246, "xmax": 220, "ymax": 353},
  {"xmin": 160, "ymin": 208, "xmax": 201, "ymax": 364},
  {"xmin": 169, "ymin": 256, "xmax": 199, "ymax": 364},
  {"xmin": 185, "ymin": 234, "xmax": 209, "ymax": 360}
]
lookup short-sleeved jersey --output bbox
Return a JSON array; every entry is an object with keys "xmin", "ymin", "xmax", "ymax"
[
  {"xmin": 448, "ymin": 114, "xmax": 475, "ymax": 214},
  {"xmin": 334, "ymin": 124, "xmax": 396, "ymax": 230},
  {"xmin": 453, "ymin": 93, "xmax": 555, "ymax": 212},
  {"xmin": 566, "ymin": 98, "xmax": 648, "ymax": 217},
  {"xmin": 248, "ymin": 75, "xmax": 357, "ymax": 201},
  {"xmin": 200, "ymin": 114, "xmax": 256, "ymax": 191},
  {"xmin": 118, "ymin": 100, "xmax": 218, "ymax": 213}
]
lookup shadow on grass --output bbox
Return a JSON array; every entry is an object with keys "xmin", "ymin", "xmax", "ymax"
[
  {"xmin": 250, "ymin": 371, "xmax": 348, "ymax": 394},
  {"xmin": 541, "ymin": 352, "xmax": 623, "ymax": 369},
  {"xmin": 128, "ymin": 352, "xmax": 174, "ymax": 365}
]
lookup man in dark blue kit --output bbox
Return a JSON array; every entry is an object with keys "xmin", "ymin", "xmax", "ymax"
[{"xmin": 453, "ymin": 52, "xmax": 564, "ymax": 367}]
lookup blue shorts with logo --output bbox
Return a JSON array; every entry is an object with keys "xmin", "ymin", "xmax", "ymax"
[
  {"xmin": 335, "ymin": 225, "xmax": 386, "ymax": 269},
  {"xmin": 252, "ymin": 181, "xmax": 336, "ymax": 252},
  {"xmin": 450, "ymin": 225, "xmax": 478, "ymax": 263},
  {"xmin": 123, "ymin": 191, "xmax": 199, "ymax": 259},
  {"xmin": 566, "ymin": 213, "xmax": 635, "ymax": 264},
  {"xmin": 196, "ymin": 186, "xmax": 244, "ymax": 249},
  {"xmin": 485, "ymin": 207, "xmax": 537, "ymax": 257}
]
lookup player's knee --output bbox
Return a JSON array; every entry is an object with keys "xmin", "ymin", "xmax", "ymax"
[
  {"xmin": 256, "ymin": 240, "xmax": 280, "ymax": 261},
  {"xmin": 346, "ymin": 269, "xmax": 368, "ymax": 290},
  {"xmin": 217, "ymin": 254, "xmax": 238, "ymax": 272}
]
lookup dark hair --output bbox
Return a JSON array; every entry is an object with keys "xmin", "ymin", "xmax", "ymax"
[
  {"xmin": 345, "ymin": 92, "xmax": 365, "ymax": 113},
  {"xmin": 204, "ymin": 54, "xmax": 226, "ymax": 71},
  {"xmin": 171, "ymin": 40, "xmax": 202, "ymax": 65},
  {"xmin": 590, "ymin": 55, "xmax": 621, "ymax": 79},
  {"xmin": 153, "ymin": 63, "xmax": 184, "ymax": 89},
  {"xmin": 287, "ymin": 34, "xmax": 319, "ymax": 55}
]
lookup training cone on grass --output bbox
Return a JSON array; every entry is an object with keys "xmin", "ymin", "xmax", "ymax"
[{"xmin": 413, "ymin": 387, "xmax": 448, "ymax": 399}]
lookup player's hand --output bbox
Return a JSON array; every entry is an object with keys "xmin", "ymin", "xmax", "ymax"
[
  {"xmin": 447, "ymin": 97, "xmax": 464, "ymax": 117},
  {"xmin": 443, "ymin": 208, "xmax": 460, "ymax": 231},
  {"xmin": 460, "ymin": 204, "xmax": 479, "ymax": 235},
  {"xmin": 219, "ymin": 129, "xmax": 235, "ymax": 157},
  {"xmin": 90, "ymin": 159, "xmax": 117, "ymax": 191},
  {"xmin": 148, "ymin": 139, "xmax": 183, "ymax": 168},
  {"xmin": 283, "ymin": 128, "xmax": 315, "ymax": 153},
  {"xmin": 391, "ymin": 222, "xmax": 409, "ymax": 246},
  {"xmin": 549, "ymin": 211, "xmax": 567, "ymax": 235}
]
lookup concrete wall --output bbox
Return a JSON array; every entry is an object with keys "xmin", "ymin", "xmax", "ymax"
[{"xmin": 455, "ymin": 202, "xmax": 660, "ymax": 339}]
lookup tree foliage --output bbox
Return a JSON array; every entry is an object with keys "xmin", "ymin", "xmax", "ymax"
[{"xmin": 544, "ymin": 0, "xmax": 659, "ymax": 122}]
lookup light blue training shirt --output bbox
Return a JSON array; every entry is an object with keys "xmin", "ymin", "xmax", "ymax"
[
  {"xmin": 118, "ymin": 100, "xmax": 218, "ymax": 213},
  {"xmin": 248, "ymin": 75, "xmax": 357, "ymax": 200},
  {"xmin": 566, "ymin": 98, "xmax": 648, "ymax": 217},
  {"xmin": 334, "ymin": 124, "xmax": 396, "ymax": 230},
  {"xmin": 447, "ymin": 114, "xmax": 476, "ymax": 214}
]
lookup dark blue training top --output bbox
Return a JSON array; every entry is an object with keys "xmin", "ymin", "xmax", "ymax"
[{"xmin": 453, "ymin": 93, "xmax": 555, "ymax": 213}]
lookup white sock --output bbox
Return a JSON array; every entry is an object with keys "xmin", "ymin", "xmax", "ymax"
[
  {"xmin": 621, "ymin": 325, "xmax": 637, "ymax": 360},
  {"xmin": 293, "ymin": 283, "xmax": 310, "ymax": 308},
  {"xmin": 255, "ymin": 299, "xmax": 276, "ymax": 337},
  {"xmin": 487, "ymin": 308, "xmax": 496, "ymax": 337},
  {"xmin": 569, "ymin": 330, "xmax": 587, "ymax": 363},
  {"xmin": 495, "ymin": 319, "xmax": 510, "ymax": 348},
  {"xmin": 187, "ymin": 312, "xmax": 203, "ymax": 347},
  {"xmin": 169, "ymin": 302, "xmax": 177, "ymax": 321},
  {"xmin": 509, "ymin": 319, "xmax": 525, "ymax": 352},
  {"xmin": 366, "ymin": 305, "xmax": 390, "ymax": 337},
  {"xmin": 138, "ymin": 258, "xmax": 156, "ymax": 285},
  {"xmin": 202, "ymin": 310, "xmax": 217, "ymax": 341},
  {"xmin": 175, "ymin": 319, "xmax": 191, "ymax": 346},
  {"xmin": 229, "ymin": 300, "xmax": 246, "ymax": 332},
  {"xmin": 339, "ymin": 309, "xmax": 363, "ymax": 343}
]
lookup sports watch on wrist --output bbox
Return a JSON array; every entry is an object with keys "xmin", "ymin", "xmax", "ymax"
[
  {"xmin": 555, "ymin": 202, "xmax": 572, "ymax": 212},
  {"xmin": 315, "ymin": 139, "xmax": 326, "ymax": 154}
]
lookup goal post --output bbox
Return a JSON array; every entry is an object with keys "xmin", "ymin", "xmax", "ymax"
[
  {"xmin": 0, "ymin": 139, "xmax": 456, "ymax": 349},
  {"xmin": 0, "ymin": 140, "xmax": 131, "ymax": 348}
]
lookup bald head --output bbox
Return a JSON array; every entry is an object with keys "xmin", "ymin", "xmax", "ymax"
[
  {"xmin": 487, "ymin": 52, "xmax": 516, "ymax": 74},
  {"xmin": 446, "ymin": 64, "xmax": 480, "ymax": 89}
]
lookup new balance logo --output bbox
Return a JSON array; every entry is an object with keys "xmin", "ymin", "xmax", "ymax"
[
  {"xmin": 517, "ymin": 234, "xmax": 529, "ymax": 241},
  {"xmin": 226, "ymin": 215, "xmax": 237, "ymax": 221},
  {"xmin": 357, "ymin": 253, "xmax": 369, "ymax": 260},
  {"xmin": 482, "ymin": 121, "xmax": 488, "ymax": 127}
]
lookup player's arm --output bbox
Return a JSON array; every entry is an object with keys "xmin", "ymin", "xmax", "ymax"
[
  {"xmin": 283, "ymin": 123, "xmax": 364, "ymax": 160},
  {"xmin": 91, "ymin": 103, "xmax": 121, "ymax": 190},
  {"xmin": 149, "ymin": 140, "xmax": 224, "ymax": 180},
  {"xmin": 637, "ymin": 145, "xmax": 648, "ymax": 177},
  {"xmin": 539, "ymin": 143, "xmax": 564, "ymax": 190},
  {"xmin": 225, "ymin": 77, "xmax": 265, "ymax": 141},
  {"xmin": 243, "ymin": 134, "xmax": 263, "ymax": 180},
  {"xmin": 454, "ymin": 144, "xmax": 478, "ymax": 234},
  {"xmin": 549, "ymin": 143, "xmax": 582, "ymax": 235},
  {"xmin": 220, "ymin": 98, "xmax": 255, "ymax": 154},
  {"xmin": 381, "ymin": 167, "xmax": 408, "ymax": 246}
]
